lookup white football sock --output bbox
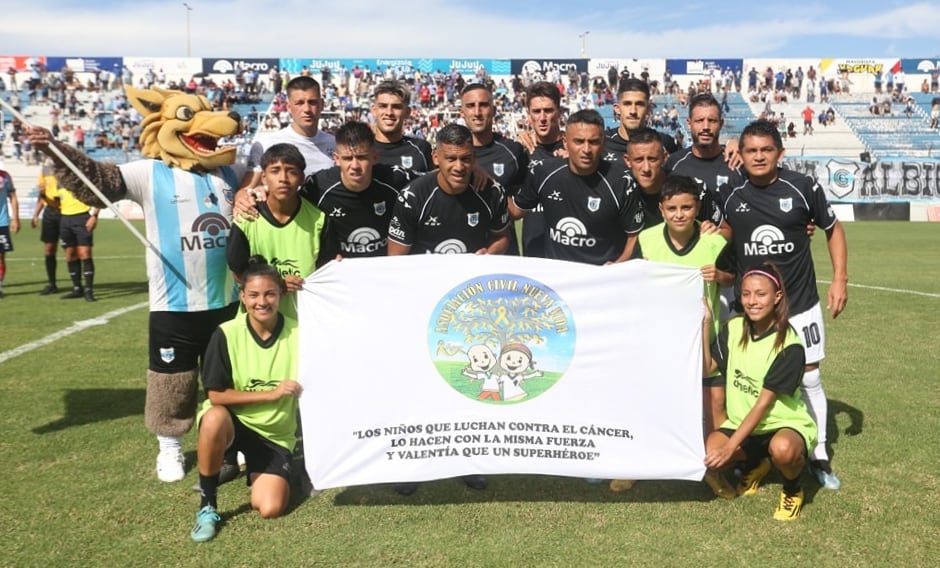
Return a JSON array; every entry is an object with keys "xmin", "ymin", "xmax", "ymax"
[{"xmin": 800, "ymin": 368, "xmax": 830, "ymax": 463}]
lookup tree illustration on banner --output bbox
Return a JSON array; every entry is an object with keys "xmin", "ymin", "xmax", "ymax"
[{"xmin": 427, "ymin": 274, "xmax": 576, "ymax": 404}]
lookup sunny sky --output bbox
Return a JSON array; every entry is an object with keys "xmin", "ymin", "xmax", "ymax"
[{"xmin": 3, "ymin": 0, "xmax": 939, "ymax": 59}]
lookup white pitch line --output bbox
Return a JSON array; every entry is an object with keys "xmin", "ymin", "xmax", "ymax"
[
  {"xmin": 818, "ymin": 280, "xmax": 940, "ymax": 299},
  {"xmin": 0, "ymin": 302, "xmax": 148, "ymax": 364}
]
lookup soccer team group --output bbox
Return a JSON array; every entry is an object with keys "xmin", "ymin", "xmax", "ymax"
[{"xmin": 26, "ymin": 74, "xmax": 848, "ymax": 541}]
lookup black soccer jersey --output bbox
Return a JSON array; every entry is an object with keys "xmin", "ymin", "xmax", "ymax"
[
  {"xmin": 718, "ymin": 168, "xmax": 838, "ymax": 313},
  {"xmin": 388, "ymin": 171, "xmax": 510, "ymax": 254},
  {"xmin": 301, "ymin": 163, "xmax": 411, "ymax": 258},
  {"xmin": 474, "ymin": 134, "xmax": 529, "ymax": 256},
  {"xmin": 604, "ymin": 127, "xmax": 679, "ymax": 165},
  {"xmin": 637, "ymin": 190, "xmax": 664, "ymax": 227},
  {"xmin": 531, "ymin": 140, "xmax": 565, "ymax": 161},
  {"xmin": 374, "ymin": 136, "xmax": 434, "ymax": 174},
  {"xmin": 521, "ymin": 140, "xmax": 565, "ymax": 257},
  {"xmin": 474, "ymin": 133, "xmax": 529, "ymax": 193},
  {"xmin": 666, "ymin": 146, "xmax": 743, "ymax": 226},
  {"xmin": 514, "ymin": 158, "xmax": 644, "ymax": 265},
  {"xmin": 635, "ymin": 177, "xmax": 722, "ymax": 229}
]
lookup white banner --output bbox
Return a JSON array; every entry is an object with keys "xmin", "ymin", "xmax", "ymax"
[{"xmin": 298, "ymin": 255, "xmax": 706, "ymax": 489}]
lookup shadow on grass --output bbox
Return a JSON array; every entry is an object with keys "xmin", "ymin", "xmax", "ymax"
[
  {"xmin": 182, "ymin": 453, "xmax": 316, "ymax": 519},
  {"xmin": 1, "ymin": 280, "xmax": 146, "ymax": 299},
  {"xmin": 1, "ymin": 279, "xmax": 56, "ymax": 297},
  {"xmin": 87, "ymin": 281, "xmax": 149, "ymax": 299},
  {"xmin": 828, "ymin": 398, "xmax": 864, "ymax": 444},
  {"xmin": 330, "ymin": 475, "xmax": 718, "ymax": 506},
  {"xmin": 32, "ymin": 388, "xmax": 145, "ymax": 434},
  {"xmin": 221, "ymin": 502, "xmax": 253, "ymax": 522}
]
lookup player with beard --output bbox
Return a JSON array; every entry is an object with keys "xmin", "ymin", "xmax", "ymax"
[
  {"xmin": 371, "ymin": 81, "xmax": 433, "ymax": 174},
  {"xmin": 666, "ymin": 94, "xmax": 742, "ymax": 225},
  {"xmin": 303, "ymin": 121, "xmax": 411, "ymax": 258},
  {"xmin": 460, "ymin": 83, "xmax": 528, "ymax": 254},
  {"xmin": 510, "ymin": 109, "xmax": 643, "ymax": 265},
  {"xmin": 718, "ymin": 119, "xmax": 848, "ymax": 492},
  {"xmin": 460, "ymin": 84, "xmax": 529, "ymax": 193}
]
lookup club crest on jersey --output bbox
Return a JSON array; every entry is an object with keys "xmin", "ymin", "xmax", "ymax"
[
  {"xmin": 160, "ymin": 347, "xmax": 175, "ymax": 364},
  {"xmin": 779, "ymin": 197, "xmax": 793, "ymax": 212},
  {"xmin": 401, "ymin": 156, "xmax": 413, "ymax": 169},
  {"xmin": 467, "ymin": 212, "xmax": 480, "ymax": 227},
  {"xmin": 492, "ymin": 163, "xmax": 505, "ymax": 177},
  {"xmin": 716, "ymin": 175, "xmax": 728, "ymax": 187},
  {"xmin": 373, "ymin": 201, "xmax": 386, "ymax": 216},
  {"xmin": 587, "ymin": 196, "xmax": 601, "ymax": 212}
]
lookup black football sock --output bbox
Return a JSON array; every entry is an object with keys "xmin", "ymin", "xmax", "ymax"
[
  {"xmin": 67, "ymin": 259, "xmax": 82, "ymax": 289},
  {"xmin": 782, "ymin": 475, "xmax": 802, "ymax": 494},
  {"xmin": 45, "ymin": 254, "xmax": 57, "ymax": 284},
  {"xmin": 199, "ymin": 473, "xmax": 220, "ymax": 509},
  {"xmin": 82, "ymin": 258, "xmax": 95, "ymax": 290}
]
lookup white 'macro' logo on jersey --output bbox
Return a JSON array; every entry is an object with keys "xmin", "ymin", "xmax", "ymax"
[
  {"xmin": 341, "ymin": 227, "xmax": 385, "ymax": 254},
  {"xmin": 549, "ymin": 217, "xmax": 597, "ymax": 247},
  {"xmin": 433, "ymin": 239, "xmax": 468, "ymax": 254},
  {"xmin": 744, "ymin": 224, "xmax": 795, "ymax": 256}
]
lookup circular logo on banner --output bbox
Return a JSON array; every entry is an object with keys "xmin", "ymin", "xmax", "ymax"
[{"xmin": 427, "ymin": 274, "xmax": 576, "ymax": 404}]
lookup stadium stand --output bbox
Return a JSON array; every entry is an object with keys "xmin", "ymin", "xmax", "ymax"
[
  {"xmin": 3, "ymin": 56, "xmax": 938, "ymax": 222},
  {"xmin": 833, "ymin": 93, "xmax": 940, "ymax": 159}
]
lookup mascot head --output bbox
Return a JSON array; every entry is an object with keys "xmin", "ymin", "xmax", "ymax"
[{"xmin": 126, "ymin": 86, "xmax": 241, "ymax": 171}]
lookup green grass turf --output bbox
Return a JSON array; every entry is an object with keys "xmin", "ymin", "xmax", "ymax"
[{"xmin": 1, "ymin": 220, "xmax": 938, "ymax": 567}]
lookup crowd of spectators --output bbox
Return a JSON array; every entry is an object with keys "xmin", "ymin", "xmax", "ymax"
[
  {"xmin": 5, "ymin": 59, "xmax": 939, "ymax": 166},
  {"xmin": 253, "ymin": 61, "xmax": 696, "ymax": 148},
  {"xmin": 1, "ymin": 62, "xmax": 148, "ymax": 159},
  {"xmin": 3, "ymin": 59, "xmax": 702, "ymax": 167}
]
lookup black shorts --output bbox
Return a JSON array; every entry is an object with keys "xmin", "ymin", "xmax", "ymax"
[
  {"xmin": 718, "ymin": 427, "xmax": 808, "ymax": 460},
  {"xmin": 229, "ymin": 410, "xmax": 293, "ymax": 484},
  {"xmin": 40, "ymin": 209, "xmax": 61, "ymax": 244},
  {"xmin": 59, "ymin": 213, "xmax": 94, "ymax": 247},
  {"xmin": 703, "ymin": 374, "xmax": 726, "ymax": 388},
  {"xmin": 148, "ymin": 304, "xmax": 238, "ymax": 372},
  {"xmin": 0, "ymin": 226, "xmax": 12, "ymax": 253}
]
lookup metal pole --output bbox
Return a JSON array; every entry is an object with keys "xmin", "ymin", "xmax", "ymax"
[
  {"xmin": 183, "ymin": 3, "xmax": 192, "ymax": 57},
  {"xmin": 579, "ymin": 31, "xmax": 590, "ymax": 57},
  {"xmin": 0, "ymin": 98, "xmax": 191, "ymax": 288}
]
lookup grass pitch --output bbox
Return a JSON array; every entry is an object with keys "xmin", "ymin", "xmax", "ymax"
[{"xmin": 1, "ymin": 220, "xmax": 938, "ymax": 567}]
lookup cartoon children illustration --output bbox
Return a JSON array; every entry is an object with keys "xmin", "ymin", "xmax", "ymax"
[
  {"xmin": 498, "ymin": 343, "xmax": 543, "ymax": 401},
  {"xmin": 462, "ymin": 344, "xmax": 500, "ymax": 401}
]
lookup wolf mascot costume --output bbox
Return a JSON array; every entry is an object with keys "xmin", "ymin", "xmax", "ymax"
[{"xmin": 35, "ymin": 87, "xmax": 244, "ymax": 482}]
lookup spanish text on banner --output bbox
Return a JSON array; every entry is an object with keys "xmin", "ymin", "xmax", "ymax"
[{"xmin": 298, "ymin": 255, "xmax": 706, "ymax": 489}]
